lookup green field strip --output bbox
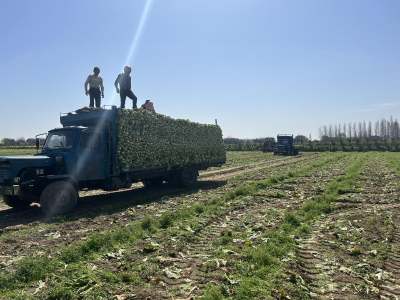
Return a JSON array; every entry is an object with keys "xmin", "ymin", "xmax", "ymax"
[{"xmin": 201, "ymin": 152, "xmax": 318, "ymax": 175}]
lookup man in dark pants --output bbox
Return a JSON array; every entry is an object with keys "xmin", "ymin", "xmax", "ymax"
[
  {"xmin": 84, "ymin": 67, "xmax": 104, "ymax": 108},
  {"xmin": 114, "ymin": 65, "xmax": 137, "ymax": 109}
]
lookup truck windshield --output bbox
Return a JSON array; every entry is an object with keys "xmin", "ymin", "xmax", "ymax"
[{"xmin": 43, "ymin": 130, "xmax": 77, "ymax": 149}]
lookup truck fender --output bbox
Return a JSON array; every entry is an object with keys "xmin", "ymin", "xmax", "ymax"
[{"xmin": 46, "ymin": 175, "xmax": 79, "ymax": 190}]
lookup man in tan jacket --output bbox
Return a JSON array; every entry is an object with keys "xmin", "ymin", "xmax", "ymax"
[{"xmin": 84, "ymin": 67, "xmax": 104, "ymax": 108}]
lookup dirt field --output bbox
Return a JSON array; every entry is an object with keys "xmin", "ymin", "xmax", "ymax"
[{"xmin": 0, "ymin": 151, "xmax": 399, "ymax": 299}]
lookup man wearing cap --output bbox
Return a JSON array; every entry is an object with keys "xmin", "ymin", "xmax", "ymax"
[
  {"xmin": 114, "ymin": 65, "xmax": 137, "ymax": 109},
  {"xmin": 84, "ymin": 67, "xmax": 104, "ymax": 108},
  {"xmin": 141, "ymin": 100, "xmax": 156, "ymax": 112}
]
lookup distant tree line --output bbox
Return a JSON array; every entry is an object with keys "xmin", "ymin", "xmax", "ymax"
[
  {"xmin": 297, "ymin": 139, "xmax": 400, "ymax": 152},
  {"xmin": 225, "ymin": 142, "xmax": 263, "ymax": 151},
  {"xmin": 317, "ymin": 117, "xmax": 399, "ymax": 142},
  {"xmin": 0, "ymin": 137, "xmax": 45, "ymax": 147},
  {"xmin": 298, "ymin": 117, "xmax": 400, "ymax": 153},
  {"xmin": 224, "ymin": 137, "xmax": 264, "ymax": 151},
  {"xmin": 224, "ymin": 137, "xmax": 266, "ymax": 145}
]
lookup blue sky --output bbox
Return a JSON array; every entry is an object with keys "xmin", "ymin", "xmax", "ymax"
[{"xmin": 0, "ymin": 0, "xmax": 399, "ymax": 140}]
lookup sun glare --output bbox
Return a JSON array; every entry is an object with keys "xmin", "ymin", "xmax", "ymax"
[
  {"xmin": 108, "ymin": 0, "xmax": 154, "ymax": 106},
  {"xmin": 75, "ymin": 0, "xmax": 155, "ymax": 181}
]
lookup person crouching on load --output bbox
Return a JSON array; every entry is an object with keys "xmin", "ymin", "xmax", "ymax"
[{"xmin": 141, "ymin": 100, "xmax": 155, "ymax": 112}]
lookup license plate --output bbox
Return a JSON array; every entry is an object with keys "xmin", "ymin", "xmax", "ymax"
[{"xmin": 13, "ymin": 186, "xmax": 21, "ymax": 196}]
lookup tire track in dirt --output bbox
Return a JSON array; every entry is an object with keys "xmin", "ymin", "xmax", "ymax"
[
  {"xmin": 293, "ymin": 156, "xmax": 400, "ymax": 300},
  {"xmin": 199, "ymin": 153, "xmax": 319, "ymax": 181},
  {"xmin": 200, "ymin": 153, "xmax": 318, "ymax": 177}
]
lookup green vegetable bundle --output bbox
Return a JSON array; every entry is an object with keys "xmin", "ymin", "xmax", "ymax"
[{"xmin": 116, "ymin": 109, "xmax": 226, "ymax": 169}]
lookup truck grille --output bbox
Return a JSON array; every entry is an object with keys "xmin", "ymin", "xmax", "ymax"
[{"xmin": 0, "ymin": 170, "xmax": 4, "ymax": 184}]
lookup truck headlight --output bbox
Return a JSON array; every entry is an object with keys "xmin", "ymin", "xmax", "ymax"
[
  {"xmin": 36, "ymin": 169, "xmax": 44, "ymax": 175},
  {"xmin": 13, "ymin": 177, "xmax": 20, "ymax": 184}
]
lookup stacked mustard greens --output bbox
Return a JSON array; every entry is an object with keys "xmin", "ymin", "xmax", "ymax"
[{"xmin": 116, "ymin": 108, "xmax": 226, "ymax": 169}]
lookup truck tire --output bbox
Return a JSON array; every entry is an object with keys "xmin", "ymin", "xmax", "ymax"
[
  {"xmin": 178, "ymin": 166, "xmax": 197, "ymax": 188},
  {"xmin": 40, "ymin": 181, "xmax": 78, "ymax": 217},
  {"xmin": 102, "ymin": 177, "xmax": 119, "ymax": 191},
  {"xmin": 142, "ymin": 177, "xmax": 163, "ymax": 188},
  {"xmin": 2, "ymin": 195, "xmax": 32, "ymax": 208}
]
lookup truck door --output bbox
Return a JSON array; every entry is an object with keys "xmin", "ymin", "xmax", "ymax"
[{"xmin": 76, "ymin": 130, "xmax": 107, "ymax": 181}]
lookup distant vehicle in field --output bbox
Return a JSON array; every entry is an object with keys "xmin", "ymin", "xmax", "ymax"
[
  {"xmin": 274, "ymin": 134, "xmax": 299, "ymax": 156},
  {"xmin": 260, "ymin": 137, "xmax": 276, "ymax": 152}
]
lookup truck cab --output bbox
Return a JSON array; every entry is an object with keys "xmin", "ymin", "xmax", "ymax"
[
  {"xmin": 0, "ymin": 106, "xmax": 124, "ymax": 216},
  {"xmin": 40, "ymin": 126, "xmax": 109, "ymax": 182}
]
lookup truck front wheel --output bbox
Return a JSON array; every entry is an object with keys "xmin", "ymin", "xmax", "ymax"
[
  {"xmin": 2, "ymin": 195, "xmax": 32, "ymax": 208},
  {"xmin": 40, "ymin": 181, "xmax": 78, "ymax": 217},
  {"xmin": 179, "ymin": 166, "xmax": 197, "ymax": 188}
]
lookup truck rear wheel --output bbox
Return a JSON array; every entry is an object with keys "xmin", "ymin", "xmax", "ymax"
[
  {"xmin": 142, "ymin": 177, "xmax": 163, "ymax": 187},
  {"xmin": 40, "ymin": 181, "xmax": 78, "ymax": 217},
  {"xmin": 179, "ymin": 166, "xmax": 197, "ymax": 188},
  {"xmin": 2, "ymin": 195, "xmax": 32, "ymax": 208}
]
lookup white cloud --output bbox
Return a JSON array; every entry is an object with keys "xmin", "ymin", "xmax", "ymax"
[
  {"xmin": 376, "ymin": 102, "xmax": 400, "ymax": 107},
  {"xmin": 346, "ymin": 109, "xmax": 374, "ymax": 112}
]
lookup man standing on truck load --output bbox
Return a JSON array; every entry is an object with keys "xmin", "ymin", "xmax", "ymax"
[
  {"xmin": 84, "ymin": 67, "xmax": 104, "ymax": 108},
  {"xmin": 141, "ymin": 100, "xmax": 155, "ymax": 112},
  {"xmin": 114, "ymin": 65, "xmax": 138, "ymax": 109}
]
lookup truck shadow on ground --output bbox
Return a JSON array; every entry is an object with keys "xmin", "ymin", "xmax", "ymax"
[{"xmin": 0, "ymin": 180, "xmax": 227, "ymax": 231}]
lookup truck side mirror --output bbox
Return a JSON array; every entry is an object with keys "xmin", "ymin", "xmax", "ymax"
[{"xmin": 36, "ymin": 138, "xmax": 40, "ymax": 150}]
